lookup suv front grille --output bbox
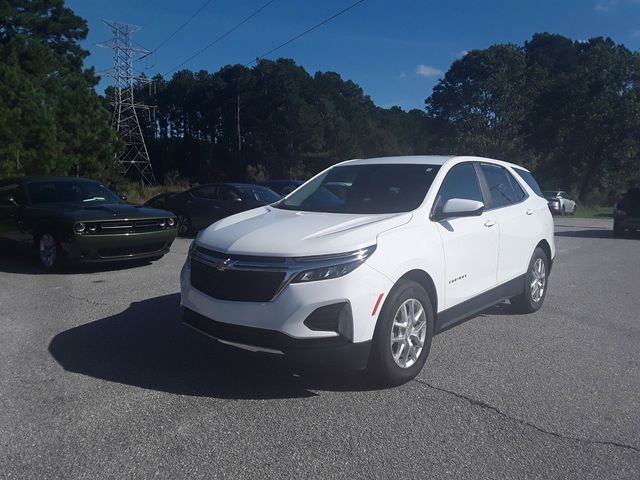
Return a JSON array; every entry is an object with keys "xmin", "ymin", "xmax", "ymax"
[{"xmin": 190, "ymin": 257, "xmax": 286, "ymax": 302}]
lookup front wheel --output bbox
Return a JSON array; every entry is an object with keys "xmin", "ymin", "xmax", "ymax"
[
  {"xmin": 177, "ymin": 214, "xmax": 192, "ymax": 236},
  {"xmin": 368, "ymin": 279, "xmax": 434, "ymax": 386},
  {"xmin": 37, "ymin": 232, "xmax": 63, "ymax": 272},
  {"xmin": 511, "ymin": 247, "xmax": 549, "ymax": 314}
]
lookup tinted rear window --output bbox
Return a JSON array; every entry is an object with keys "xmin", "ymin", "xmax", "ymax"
[{"xmin": 515, "ymin": 169, "xmax": 545, "ymax": 198}]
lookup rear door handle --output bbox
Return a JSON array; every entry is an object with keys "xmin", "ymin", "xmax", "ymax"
[
  {"xmin": 484, "ymin": 219, "xmax": 496, "ymax": 227},
  {"xmin": 526, "ymin": 208, "xmax": 534, "ymax": 215}
]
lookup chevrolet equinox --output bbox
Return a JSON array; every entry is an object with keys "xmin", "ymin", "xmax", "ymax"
[{"xmin": 180, "ymin": 156, "xmax": 555, "ymax": 385}]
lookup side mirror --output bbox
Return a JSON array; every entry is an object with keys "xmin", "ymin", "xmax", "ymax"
[
  {"xmin": 120, "ymin": 195, "xmax": 127, "ymax": 202},
  {"xmin": 230, "ymin": 196, "xmax": 243, "ymax": 203},
  {"xmin": 434, "ymin": 198, "xmax": 485, "ymax": 221},
  {"xmin": 7, "ymin": 196, "xmax": 19, "ymax": 207}
]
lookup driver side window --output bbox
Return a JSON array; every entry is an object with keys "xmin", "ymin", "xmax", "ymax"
[{"xmin": 434, "ymin": 163, "xmax": 483, "ymax": 213}]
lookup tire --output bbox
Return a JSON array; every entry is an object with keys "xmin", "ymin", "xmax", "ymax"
[
  {"xmin": 368, "ymin": 279, "xmax": 435, "ymax": 386},
  {"xmin": 510, "ymin": 247, "xmax": 549, "ymax": 314},
  {"xmin": 177, "ymin": 214, "xmax": 192, "ymax": 236},
  {"xmin": 613, "ymin": 221, "xmax": 624, "ymax": 237},
  {"xmin": 36, "ymin": 232, "xmax": 63, "ymax": 272}
]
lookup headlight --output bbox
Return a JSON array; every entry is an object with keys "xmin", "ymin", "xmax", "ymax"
[
  {"xmin": 87, "ymin": 223, "xmax": 97, "ymax": 232},
  {"xmin": 74, "ymin": 222, "xmax": 86, "ymax": 234},
  {"xmin": 167, "ymin": 217, "xmax": 176, "ymax": 227},
  {"xmin": 291, "ymin": 245, "xmax": 376, "ymax": 283}
]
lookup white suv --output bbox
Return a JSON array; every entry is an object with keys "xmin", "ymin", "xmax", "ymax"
[{"xmin": 180, "ymin": 156, "xmax": 554, "ymax": 385}]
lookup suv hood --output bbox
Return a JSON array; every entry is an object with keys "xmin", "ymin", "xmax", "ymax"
[
  {"xmin": 32, "ymin": 202, "xmax": 173, "ymax": 221},
  {"xmin": 197, "ymin": 206, "xmax": 413, "ymax": 257}
]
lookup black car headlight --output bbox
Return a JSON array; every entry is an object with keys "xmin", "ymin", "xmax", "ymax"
[
  {"xmin": 74, "ymin": 222, "xmax": 86, "ymax": 234},
  {"xmin": 291, "ymin": 245, "xmax": 376, "ymax": 283},
  {"xmin": 167, "ymin": 217, "xmax": 176, "ymax": 227}
]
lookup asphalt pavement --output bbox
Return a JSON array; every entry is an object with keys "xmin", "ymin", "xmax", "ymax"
[{"xmin": 1, "ymin": 217, "xmax": 639, "ymax": 479}]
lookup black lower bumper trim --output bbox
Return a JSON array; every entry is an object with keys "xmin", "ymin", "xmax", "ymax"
[{"xmin": 183, "ymin": 308, "xmax": 371, "ymax": 370}]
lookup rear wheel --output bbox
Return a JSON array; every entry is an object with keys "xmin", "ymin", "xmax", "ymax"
[
  {"xmin": 613, "ymin": 221, "xmax": 625, "ymax": 237},
  {"xmin": 511, "ymin": 247, "xmax": 548, "ymax": 314},
  {"xmin": 368, "ymin": 279, "xmax": 434, "ymax": 386},
  {"xmin": 37, "ymin": 232, "xmax": 63, "ymax": 272}
]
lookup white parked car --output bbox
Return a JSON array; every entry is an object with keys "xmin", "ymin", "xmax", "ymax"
[
  {"xmin": 180, "ymin": 156, "xmax": 555, "ymax": 385},
  {"xmin": 543, "ymin": 190, "xmax": 577, "ymax": 216}
]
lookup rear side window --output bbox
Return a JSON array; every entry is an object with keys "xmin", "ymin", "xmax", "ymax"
[
  {"xmin": 191, "ymin": 185, "xmax": 218, "ymax": 200},
  {"xmin": 0, "ymin": 183, "xmax": 23, "ymax": 206},
  {"xmin": 513, "ymin": 168, "xmax": 544, "ymax": 198},
  {"xmin": 435, "ymin": 163, "xmax": 483, "ymax": 211},
  {"xmin": 480, "ymin": 163, "xmax": 526, "ymax": 208}
]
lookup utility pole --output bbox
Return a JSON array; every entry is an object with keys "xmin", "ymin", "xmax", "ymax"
[
  {"xmin": 236, "ymin": 94, "xmax": 242, "ymax": 152},
  {"xmin": 97, "ymin": 21, "xmax": 156, "ymax": 185}
]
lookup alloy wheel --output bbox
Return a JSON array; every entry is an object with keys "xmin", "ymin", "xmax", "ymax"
[
  {"xmin": 178, "ymin": 215, "xmax": 191, "ymax": 235},
  {"xmin": 530, "ymin": 257, "xmax": 546, "ymax": 303},
  {"xmin": 39, "ymin": 234, "xmax": 57, "ymax": 269},
  {"xmin": 390, "ymin": 298, "xmax": 427, "ymax": 369}
]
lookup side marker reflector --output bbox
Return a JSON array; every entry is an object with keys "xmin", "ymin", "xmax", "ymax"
[{"xmin": 371, "ymin": 293, "xmax": 384, "ymax": 316}]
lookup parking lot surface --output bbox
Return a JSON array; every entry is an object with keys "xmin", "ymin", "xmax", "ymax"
[{"xmin": 1, "ymin": 218, "xmax": 639, "ymax": 479}]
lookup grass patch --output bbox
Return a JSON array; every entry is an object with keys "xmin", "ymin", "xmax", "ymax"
[{"xmin": 573, "ymin": 206, "xmax": 613, "ymax": 219}]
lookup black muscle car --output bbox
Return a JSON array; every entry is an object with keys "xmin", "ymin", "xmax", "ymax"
[{"xmin": 0, "ymin": 176, "xmax": 178, "ymax": 270}]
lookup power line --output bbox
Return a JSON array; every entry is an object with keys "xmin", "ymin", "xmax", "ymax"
[
  {"xmin": 246, "ymin": 0, "xmax": 366, "ymax": 66},
  {"xmin": 164, "ymin": 0, "xmax": 278, "ymax": 76},
  {"xmin": 142, "ymin": 0, "xmax": 215, "ymax": 59}
]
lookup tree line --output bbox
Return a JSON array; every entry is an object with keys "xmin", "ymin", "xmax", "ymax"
[{"xmin": 1, "ymin": 1, "xmax": 639, "ymax": 203}]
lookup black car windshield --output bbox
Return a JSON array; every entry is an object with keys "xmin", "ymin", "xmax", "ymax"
[
  {"xmin": 236, "ymin": 185, "xmax": 281, "ymax": 203},
  {"xmin": 27, "ymin": 181, "xmax": 122, "ymax": 204},
  {"xmin": 274, "ymin": 164, "xmax": 440, "ymax": 214}
]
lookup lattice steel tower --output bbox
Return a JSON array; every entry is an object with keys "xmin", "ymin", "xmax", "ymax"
[{"xmin": 97, "ymin": 21, "xmax": 156, "ymax": 185}]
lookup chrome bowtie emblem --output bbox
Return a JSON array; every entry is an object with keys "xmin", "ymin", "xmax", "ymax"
[{"xmin": 213, "ymin": 258, "xmax": 236, "ymax": 271}]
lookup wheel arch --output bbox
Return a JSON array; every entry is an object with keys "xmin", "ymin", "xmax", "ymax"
[
  {"xmin": 535, "ymin": 239, "xmax": 553, "ymax": 273},
  {"xmin": 397, "ymin": 269, "xmax": 438, "ymax": 316}
]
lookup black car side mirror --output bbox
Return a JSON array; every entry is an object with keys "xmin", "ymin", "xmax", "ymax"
[{"xmin": 120, "ymin": 195, "xmax": 127, "ymax": 202}]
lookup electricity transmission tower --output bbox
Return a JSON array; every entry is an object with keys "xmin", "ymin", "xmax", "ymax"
[{"xmin": 97, "ymin": 21, "xmax": 156, "ymax": 185}]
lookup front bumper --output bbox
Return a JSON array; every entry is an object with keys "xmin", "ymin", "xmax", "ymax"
[
  {"xmin": 183, "ymin": 308, "xmax": 372, "ymax": 370},
  {"xmin": 61, "ymin": 229, "xmax": 177, "ymax": 263},
  {"xmin": 180, "ymin": 255, "xmax": 393, "ymax": 366}
]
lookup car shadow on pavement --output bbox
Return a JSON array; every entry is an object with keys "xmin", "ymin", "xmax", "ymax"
[
  {"xmin": 48, "ymin": 293, "xmax": 378, "ymax": 399},
  {"xmin": 0, "ymin": 249, "xmax": 156, "ymax": 275},
  {"xmin": 555, "ymin": 229, "xmax": 639, "ymax": 239}
]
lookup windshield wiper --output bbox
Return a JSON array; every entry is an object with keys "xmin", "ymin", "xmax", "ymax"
[{"xmin": 82, "ymin": 196, "xmax": 106, "ymax": 203}]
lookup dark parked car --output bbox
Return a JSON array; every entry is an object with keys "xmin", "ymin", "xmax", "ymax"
[
  {"xmin": 146, "ymin": 183, "xmax": 281, "ymax": 236},
  {"xmin": 0, "ymin": 177, "xmax": 178, "ymax": 271},
  {"xmin": 614, "ymin": 187, "xmax": 640, "ymax": 236},
  {"xmin": 255, "ymin": 180, "xmax": 303, "ymax": 196}
]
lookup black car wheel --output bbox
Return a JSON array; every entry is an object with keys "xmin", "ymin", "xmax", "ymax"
[
  {"xmin": 177, "ymin": 214, "xmax": 192, "ymax": 236},
  {"xmin": 511, "ymin": 247, "xmax": 549, "ymax": 314},
  {"xmin": 613, "ymin": 221, "xmax": 625, "ymax": 237},
  {"xmin": 37, "ymin": 232, "xmax": 63, "ymax": 272},
  {"xmin": 368, "ymin": 279, "xmax": 435, "ymax": 386}
]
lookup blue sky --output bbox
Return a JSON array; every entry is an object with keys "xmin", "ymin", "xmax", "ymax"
[{"xmin": 68, "ymin": 0, "xmax": 640, "ymax": 111}]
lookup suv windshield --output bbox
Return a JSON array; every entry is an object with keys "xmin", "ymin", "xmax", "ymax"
[
  {"xmin": 274, "ymin": 164, "xmax": 440, "ymax": 214},
  {"xmin": 27, "ymin": 181, "xmax": 122, "ymax": 205}
]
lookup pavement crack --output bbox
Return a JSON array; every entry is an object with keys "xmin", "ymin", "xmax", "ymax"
[
  {"xmin": 59, "ymin": 292, "xmax": 109, "ymax": 307},
  {"xmin": 413, "ymin": 378, "xmax": 640, "ymax": 454}
]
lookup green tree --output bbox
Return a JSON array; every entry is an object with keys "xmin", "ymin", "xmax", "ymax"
[{"xmin": 0, "ymin": 0, "xmax": 118, "ymax": 180}]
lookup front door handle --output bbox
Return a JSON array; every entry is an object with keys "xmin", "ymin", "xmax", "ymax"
[
  {"xmin": 526, "ymin": 208, "xmax": 534, "ymax": 215},
  {"xmin": 484, "ymin": 219, "xmax": 496, "ymax": 227}
]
